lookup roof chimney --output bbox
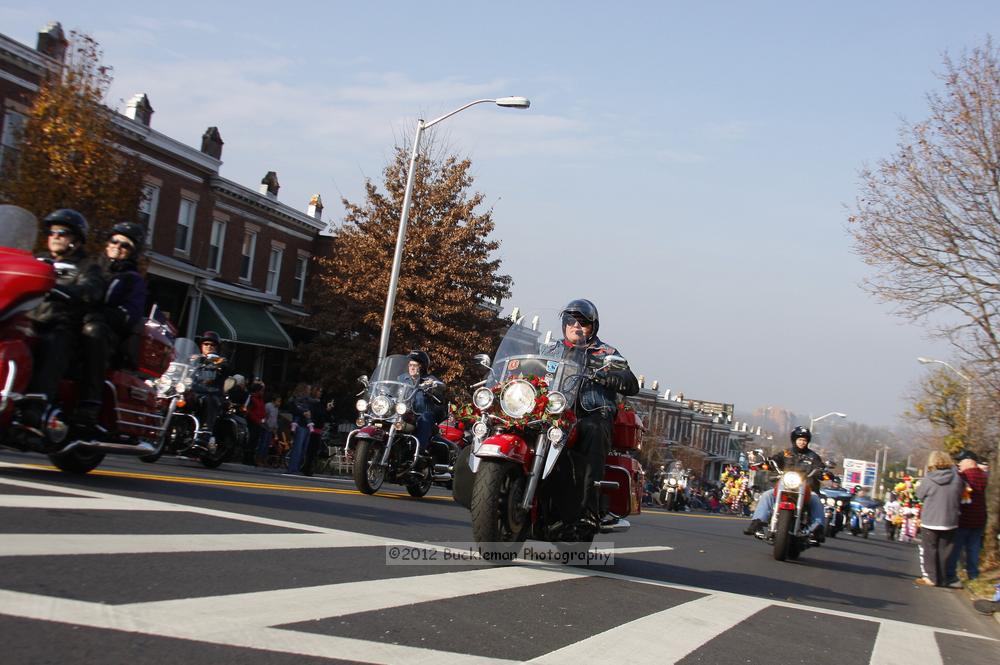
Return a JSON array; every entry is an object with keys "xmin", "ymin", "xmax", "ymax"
[
  {"xmin": 307, "ymin": 194, "xmax": 323, "ymax": 220},
  {"xmin": 200, "ymin": 126, "xmax": 223, "ymax": 159},
  {"xmin": 125, "ymin": 93, "xmax": 154, "ymax": 126},
  {"xmin": 36, "ymin": 22, "xmax": 68, "ymax": 62},
  {"xmin": 259, "ymin": 171, "xmax": 279, "ymax": 199}
]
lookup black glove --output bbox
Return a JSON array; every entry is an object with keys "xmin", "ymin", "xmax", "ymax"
[{"xmin": 593, "ymin": 371, "xmax": 629, "ymax": 394}]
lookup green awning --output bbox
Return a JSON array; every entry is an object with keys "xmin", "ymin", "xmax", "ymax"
[{"xmin": 197, "ymin": 295, "xmax": 293, "ymax": 350}]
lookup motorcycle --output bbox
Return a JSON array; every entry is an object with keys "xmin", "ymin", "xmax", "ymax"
[
  {"xmin": 850, "ymin": 497, "xmax": 877, "ymax": 538},
  {"xmin": 140, "ymin": 338, "xmax": 247, "ymax": 468},
  {"xmin": 819, "ymin": 484, "xmax": 852, "ymax": 538},
  {"xmin": 0, "ymin": 205, "xmax": 178, "ymax": 473},
  {"xmin": 347, "ymin": 354, "xmax": 466, "ymax": 497},
  {"xmin": 452, "ymin": 310, "xmax": 643, "ymax": 553},
  {"xmin": 658, "ymin": 475, "xmax": 681, "ymax": 510},
  {"xmin": 748, "ymin": 449, "xmax": 831, "ymax": 561}
]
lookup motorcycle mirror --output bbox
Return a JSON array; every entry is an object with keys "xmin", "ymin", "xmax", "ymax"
[
  {"xmin": 601, "ymin": 354, "xmax": 629, "ymax": 371},
  {"xmin": 357, "ymin": 374, "xmax": 369, "ymax": 387},
  {"xmin": 473, "ymin": 353, "xmax": 491, "ymax": 370}
]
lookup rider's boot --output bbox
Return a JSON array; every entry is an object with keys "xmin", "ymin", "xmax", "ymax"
[
  {"xmin": 72, "ymin": 400, "xmax": 103, "ymax": 437},
  {"xmin": 743, "ymin": 518, "xmax": 764, "ymax": 535},
  {"xmin": 11, "ymin": 396, "xmax": 47, "ymax": 450}
]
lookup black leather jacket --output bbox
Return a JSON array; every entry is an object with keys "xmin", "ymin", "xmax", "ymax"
[
  {"xmin": 775, "ymin": 446, "xmax": 825, "ymax": 490},
  {"xmin": 29, "ymin": 248, "xmax": 105, "ymax": 328}
]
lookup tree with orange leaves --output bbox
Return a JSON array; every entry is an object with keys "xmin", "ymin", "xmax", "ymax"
[{"xmin": 0, "ymin": 30, "xmax": 144, "ymax": 245}]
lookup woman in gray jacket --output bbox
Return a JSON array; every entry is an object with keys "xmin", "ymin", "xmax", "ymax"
[{"xmin": 914, "ymin": 450, "xmax": 964, "ymax": 587}]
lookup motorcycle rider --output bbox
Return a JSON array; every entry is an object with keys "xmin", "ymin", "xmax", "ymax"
[
  {"xmin": 75, "ymin": 222, "xmax": 149, "ymax": 433},
  {"xmin": 552, "ymin": 299, "xmax": 639, "ymax": 530},
  {"xmin": 17, "ymin": 210, "xmax": 106, "ymax": 441},
  {"xmin": 189, "ymin": 330, "xmax": 230, "ymax": 445},
  {"xmin": 743, "ymin": 426, "xmax": 826, "ymax": 538},
  {"xmin": 398, "ymin": 350, "xmax": 446, "ymax": 473}
]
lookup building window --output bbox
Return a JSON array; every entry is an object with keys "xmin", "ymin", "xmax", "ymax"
[
  {"xmin": 0, "ymin": 110, "xmax": 26, "ymax": 171},
  {"xmin": 138, "ymin": 184, "xmax": 160, "ymax": 242},
  {"xmin": 266, "ymin": 247, "xmax": 283, "ymax": 295},
  {"xmin": 293, "ymin": 255, "xmax": 308, "ymax": 303},
  {"xmin": 240, "ymin": 230, "xmax": 257, "ymax": 281},
  {"xmin": 175, "ymin": 197, "xmax": 196, "ymax": 253},
  {"xmin": 208, "ymin": 219, "xmax": 226, "ymax": 272}
]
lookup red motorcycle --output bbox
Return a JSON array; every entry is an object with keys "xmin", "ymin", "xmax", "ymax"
[
  {"xmin": 0, "ymin": 205, "xmax": 177, "ymax": 473},
  {"xmin": 453, "ymin": 310, "xmax": 644, "ymax": 552}
]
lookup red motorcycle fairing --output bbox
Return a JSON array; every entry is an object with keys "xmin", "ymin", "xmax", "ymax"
[
  {"xmin": 438, "ymin": 423, "xmax": 464, "ymax": 444},
  {"xmin": 477, "ymin": 432, "xmax": 532, "ymax": 469},
  {"xmin": 604, "ymin": 452, "xmax": 643, "ymax": 517}
]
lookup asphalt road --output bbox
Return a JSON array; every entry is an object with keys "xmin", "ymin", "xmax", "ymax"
[{"xmin": 1, "ymin": 449, "xmax": 998, "ymax": 665}]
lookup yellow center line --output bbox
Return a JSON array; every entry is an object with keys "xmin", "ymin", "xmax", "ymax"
[
  {"xmin": 642, "ymin": 508, "xmax": 745, "ymax": 521},
  {"xmin": 10, "ymin": 463, "xmax": 452, "ymax": 501}
]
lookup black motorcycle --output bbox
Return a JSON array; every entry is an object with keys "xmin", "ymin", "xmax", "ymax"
[
  {"xmin": 141, "ymin": 338, "xmax": 247, "ymax": 468},
  {"xmin": 819, "ymin": 485, "xmax": 852, "ymax": 538}
]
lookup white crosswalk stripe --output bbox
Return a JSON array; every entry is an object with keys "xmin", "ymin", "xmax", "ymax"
[{"xmin": 0, "ymin": 471, "xmax": 997, "ymax": 665}]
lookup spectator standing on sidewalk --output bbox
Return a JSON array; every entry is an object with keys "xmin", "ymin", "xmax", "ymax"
[
  {"xmin": 244, "ymin": 378, "xmax": 266, "ymax": 465},
  {"xmin": 256, "ymin": 394, "xmax": 281, "ymax": 466},
  {"xmin": 301, "ymin": 386, "xmax": 333, "ymax": 476},
  {"xmin": 286, "ymin": 383, "xmax": 313, "ymax": 474},
  {"xmin": 945, "ymin": 450, "xmax": 988, "ymax": 585},
  {"xmin": 914, "ymin": 450, "xmax": 963, "ymax": 587}
]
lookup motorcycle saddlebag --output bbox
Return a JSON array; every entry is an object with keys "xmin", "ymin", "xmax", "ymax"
[{"xmin": 612, "ymin": 405, "xmax": 644, "ymax": 451}]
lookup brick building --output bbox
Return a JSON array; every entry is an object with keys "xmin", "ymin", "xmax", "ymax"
[{"xmin": 1, "ymin": 22, "xmax": 328, "ymax": 387}]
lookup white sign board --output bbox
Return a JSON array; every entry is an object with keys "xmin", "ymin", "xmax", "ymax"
[{"xmin": 843, "ymin": 457, "xmax": 877, "ymax": 488}]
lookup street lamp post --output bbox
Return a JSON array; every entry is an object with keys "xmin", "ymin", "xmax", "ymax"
[
  {"xmin": 809, "ymin": 411, "xmax": 847, "ymax": 434},
  {"xmin": 917, "ymin": 357, "xmax": 972, "ymax": 445},
  {"xmin": 376, "ymin": 96, "xmax": 530, "ymax": 363}
]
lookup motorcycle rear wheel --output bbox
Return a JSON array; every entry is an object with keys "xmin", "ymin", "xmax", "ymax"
[
  {"xmin": 406, "ymin": 473, "xmax": 432, "ymax": 497},
  {"xmin": 353, "ymin": 439, "xmax": 385, "ymax": 494},
  {"xmin": 772, "ymin": 510, "xmax": 794, "ymax": 561},
  {"xmin": 470, "ymin": 459, "xmax": 528, "ymax": 551},
  {"xmin": 452, "ymin": 445, "xmax": 474, "ymax": 508},
  {"xmin": 48, "ymin": 448, "xmax": 105, "ymax": 474},
  {"xmin": 200, "ymin": 431, "xmax": 235, "ymax": 469}
]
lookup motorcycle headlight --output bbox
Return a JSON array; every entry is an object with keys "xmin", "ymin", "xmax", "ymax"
[
  {"xmin": 395, "ymin": 402, "xmax": 408, "ymax": 415},
  {"xmin": 473, "ymin": 387, "xmax": 495, "ymax": 411},
  {"xmin": 356, "ymin": 399, "xmax": 368, "ymax": 413},
  {"xmin": 371, "ymin": 395, "xmax": 392, "ymax": 417},
  {"xmin": 546, "ymin": 426, "xmax": 564, "ymax": 444},
  {"xmin": 546, "ymin": 391, "xmax": 567, "ymax": 414},
  {"xmin": 175, "ymin": 382, "xmax": 187, "ymax": 393},
  {"xmin": 499, "ymin": 380, "xmax": 537, "ymax": 419},
  {"xmin": 781, "ymin": 472, "xmax": 802, "ymax": 489},
  {"xmin": 836, "ymin": 500, "xmax": 844, "ymax": 506},
  {"xmin": 668, "ymin": 478, "xmax": 678, "ymax": 486},
  {"xmin": 473, "ymin": 420, "xmax": 489, "ymax": 439}
]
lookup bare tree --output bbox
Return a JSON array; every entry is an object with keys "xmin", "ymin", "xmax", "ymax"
[{"xmin": 849, "ymin": 37, "xmax": 1000, "ymax": 566}]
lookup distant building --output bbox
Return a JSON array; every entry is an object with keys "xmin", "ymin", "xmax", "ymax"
[{"xmin": 0, "ymin": 22, "xmax": 330, "ymax": 387}]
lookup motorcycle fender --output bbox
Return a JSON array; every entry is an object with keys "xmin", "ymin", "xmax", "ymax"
[
  {"xmin": 475, "ymin": 433, "xmax": 531, "ymax": 466},
  {"xmin": 346, "ymin": 426, "xmax": 383, "ymax": 452},
  {"xmin": 542, "ymin": 440, "xmax": 564, "ymax": 479}
]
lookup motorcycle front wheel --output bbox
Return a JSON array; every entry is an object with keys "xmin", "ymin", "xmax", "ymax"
[
  {"xmin": 451, "ymin": 445, "xmax": 474, "ymax": 508},
  {"xmin": 470, "ymin": 459, "xmax": 528, "ymax": 550},
  {"xmin": 48, "ymin": 447, "xmax": 105, "ymax": 474},
  {"xmin": 353, "ymin": 438, "xmax": 385, "ymax": 494},
  {"xmin": 200, "ymin": 430, "xmax": 235, "ymax": 469},
  {"xmin": 406, "ymin": 473, "xmax": 432, "ymax": 497},
  {"xmin": 772, "ymin": 510, "xmax": 794, "ymax": 561}
]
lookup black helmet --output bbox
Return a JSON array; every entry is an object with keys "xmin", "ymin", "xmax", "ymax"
[
  {"xmin": 108, "ymin": 221, "xmax": 146, "ymax": 254},
  {"xmin": 196, "ymin": 330, "xmax": 221, "ymax": 345},
  {"xmin": 407, "ymin": 350, "xmax": 430, "ymax": 373},
  {"xmin": 43, "ymin": 209, "xmax": 88, "ymax": 242},
  {"xmin": 790, "ymin": 426, "xmax": 812, "ymax": 444},
  {"xmin": 560, "ymin": 298, "xmax": 599, "ymax": 337}
]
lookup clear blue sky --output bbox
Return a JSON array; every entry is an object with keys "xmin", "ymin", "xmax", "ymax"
[{"xmin": 4, "ymin": 1, "xmax": 992, "ymax": 428}]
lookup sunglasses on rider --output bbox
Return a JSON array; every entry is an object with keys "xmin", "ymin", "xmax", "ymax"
[
  {"xmin": 562, "ymin": 314, "xmax": 592, "ymax": 328},
  {"xmin": 107, "ymin": 238, "xmax": 135, "ymax": 251},
  {"xmin": 48, "ymin": 229, "xmax": 73, "ymax": 238}
]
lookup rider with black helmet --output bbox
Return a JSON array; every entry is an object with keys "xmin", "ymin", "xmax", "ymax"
[
  {"xmin": 398, "ymin": 350, "xmax": 446, "ymax": 473},
  {"xmin": 554, "ymin": 298, "xmax": 639, "ymax": 530},
  {"xmin": 74, "ymin": 222, "xmax": 150, "ymax": 427},
  {"xmin": 743, "ymin": 426, "xmax": 826, "ymax": 537},
  {"xmin": 17, "ymin": 210, "xmax": 106, "ymax": 437}
]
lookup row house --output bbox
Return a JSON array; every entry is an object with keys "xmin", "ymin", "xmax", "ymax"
[
  {"xmin": 1, "ymin": 23, "xmax": 329, "ymax": 386},
  {"xmin": 627, "ymin": 379, "xmax": 763, "ymax": 482}
]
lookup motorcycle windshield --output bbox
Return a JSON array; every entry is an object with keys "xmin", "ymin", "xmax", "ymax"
[
  {"xmin": 155, "ymin": 338, "xmax": 198, "ymax": 396},
  {"xmin": 488, "ymin": 310, "xmax": 586, "ymax": 408},
  {"xmin": 367, "ymin": 354, "xmax": 417, "ymax": 403}
]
